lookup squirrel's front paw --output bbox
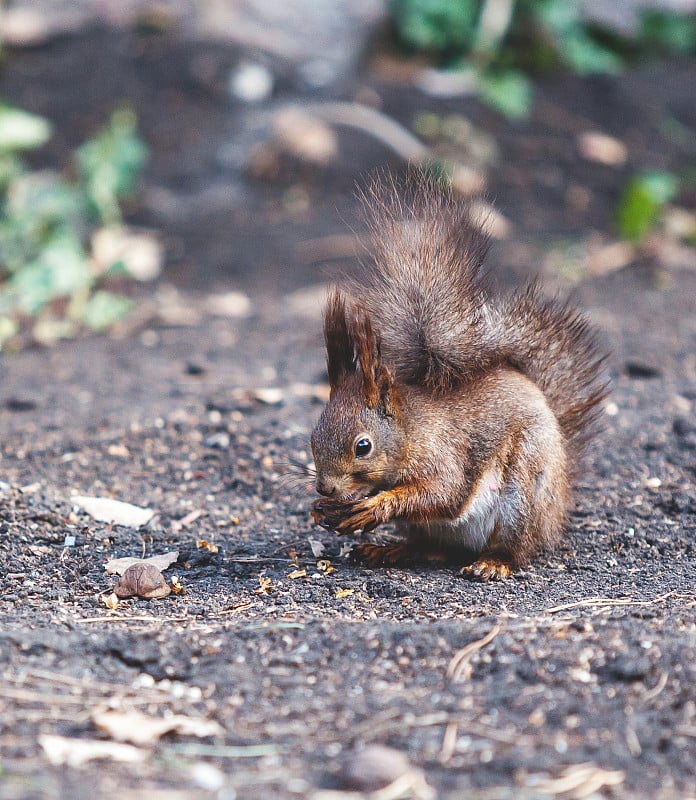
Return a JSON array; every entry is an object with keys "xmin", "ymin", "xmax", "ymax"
[{"xmin": 312, "ymin": 496, "xmax": 381, "ymax": 535}]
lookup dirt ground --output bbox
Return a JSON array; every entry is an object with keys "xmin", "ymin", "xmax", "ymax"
[{"xmin": 0, "ymin": 26, "xmax": 695, "ymax": 800}]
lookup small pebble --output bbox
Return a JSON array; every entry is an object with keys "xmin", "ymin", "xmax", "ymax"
[
  {"xmin": 229, "ymin": 62, "xmax": 273, "ymax": 103},
  {"xmin": 340, "ymin": 744, "xmax": 411, "ymax": 792},
  {"xmin": 204, "ymin": 432, "xmax": 231, "ymax": 449}
]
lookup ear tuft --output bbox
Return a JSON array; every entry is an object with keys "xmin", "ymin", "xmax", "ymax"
[
  {"xmin": 350, "ymin": 305, "xmax": 399, "ymax": 414},
  {"xmin": 324, "ymin": 290, "xmax": 354, "ymax": 387},
  {"xmin": 324, "ymin": 293, "xmax": 400, "ymax": 415}
]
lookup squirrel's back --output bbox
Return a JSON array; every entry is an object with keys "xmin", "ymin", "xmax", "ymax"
[{"xmin": 348, "ymin": 173, "xmax": 609, "ymax": 473}]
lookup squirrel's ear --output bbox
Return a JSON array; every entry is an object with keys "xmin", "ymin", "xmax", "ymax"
[
  {"xmin": 352, "ymin": 308, "xmax": 400, "ymax": 416},
  {"xmin": 324, "ymin": 290, "xmax": 355, "ymax": 387},
  {"xmin": 374, "ymin": 362, "xmax": 400, "ymax": 417}
]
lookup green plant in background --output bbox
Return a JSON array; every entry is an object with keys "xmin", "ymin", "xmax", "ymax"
[
  {"xmin": 389, "ymin": 0, "xmax": 696, "ymax": 119},
  {"xmin": 616, "ymin": 170, "xmax": 679, "ymax": 243},
  {"xmin": 0, "ymin": 105, "xmax": 154, "ymax": 349},
  {"xmin": 76, "ymin": 107, "xmax": 148, "ymax": 225}
]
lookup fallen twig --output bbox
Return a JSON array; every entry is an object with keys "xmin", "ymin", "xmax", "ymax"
[{"xmin": 446, "ymin": 624, "xmax": 501, "ymax": 682}]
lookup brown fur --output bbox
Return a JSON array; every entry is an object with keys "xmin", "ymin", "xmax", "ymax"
[{"xmin": 310, "ymin": 172, "xmax": 610, "ymax": 579}]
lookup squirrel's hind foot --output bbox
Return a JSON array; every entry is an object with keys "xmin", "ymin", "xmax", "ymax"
[{"xmin": 461, "ymin": 557, "xmax": 513, "ymax": 582}]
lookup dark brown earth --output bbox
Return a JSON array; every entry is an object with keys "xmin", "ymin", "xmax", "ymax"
[{"xmin": 1, "ymin": 27, "xmax": 695, "ymax": 800}]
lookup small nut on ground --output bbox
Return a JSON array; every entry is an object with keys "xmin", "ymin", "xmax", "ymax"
[{"xmin": 115, "ymin": 563, "xmax": 171, "ymax": 599}]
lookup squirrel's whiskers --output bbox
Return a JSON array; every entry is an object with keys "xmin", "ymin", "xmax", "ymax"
[{"xmin": 275, "ymin": 457, "xmax": 317, "ymax": 495}]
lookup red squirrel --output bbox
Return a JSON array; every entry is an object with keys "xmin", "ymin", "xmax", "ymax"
[{"xmin": 310, "ymin": 173, "xmax": 609, "ymax": 580}]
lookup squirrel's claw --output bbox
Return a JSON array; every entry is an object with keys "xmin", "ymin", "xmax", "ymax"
[{"xmin": 311, "ymin": 495, "xmax": 381, "ymax": 535}]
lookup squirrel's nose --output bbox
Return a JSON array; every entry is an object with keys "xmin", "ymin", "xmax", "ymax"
[{"xmin": 316, "ymin": 479, "xmax": 336, "ymax": 497}]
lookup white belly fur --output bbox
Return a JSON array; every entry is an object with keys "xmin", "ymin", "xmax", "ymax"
[{"xmin": 411, "ymin": 467, "xmax": 502, "ymax": 552}]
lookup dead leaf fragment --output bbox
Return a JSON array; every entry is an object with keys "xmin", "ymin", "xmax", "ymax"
[
  {"xmin": 115, "ymin": 563, "xmax": 171, "ymax": 599},
  {"xmin": 40, "ymin": 734, "xmax": 146, "ymax": 767},
  {"xmin": 335, "ymin": 588, "xmax": 354, "ymax": 599},
  {"xmin": 93, "ymin": 710, "xmax": 223, "ymax": 746},
  {"xmin": 254, "ymin": 575, "xmax": 274, "ymax": 595},
  {"xmin": 287, "ymin": 568, "xmax": 307, "ymax": 579},
  {"xmin": 73, "ymin": 495, "xmax": 154, "ymax": 528},
  {"xmin": 105, "ymin": 551, "xmax": 179, "ymax": 576},
  {"xmin": 170, "ymin": 575, "xmax": 185, "ymax": 595},
  {"xmin": 317, "ymin": 560, "xmax": 335, "ymax": 574},
  {"xmin": 196, "ymin": 539, "xmax": 219, "ymax": 554},
  {"xmin": 102, "ymin": 592, "xmax": 120, "ymax": 610}
]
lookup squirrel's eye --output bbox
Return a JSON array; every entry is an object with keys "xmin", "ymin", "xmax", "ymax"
[{"xmin": 354, "ymin": 437, "xmax": 373, "ymax": 457}]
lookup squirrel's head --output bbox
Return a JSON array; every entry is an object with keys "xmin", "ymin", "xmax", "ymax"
[{"xmin": 310, "ymin": 291, "xmax": 406, "ymax": 501}]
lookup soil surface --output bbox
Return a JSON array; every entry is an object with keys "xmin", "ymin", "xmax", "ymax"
[{"xmin": 1, "ymin": 27, "xmax": 695, "ymax": 800}]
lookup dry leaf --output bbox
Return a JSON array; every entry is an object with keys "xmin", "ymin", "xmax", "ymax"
[
  {"xmin": 114, "ymin": 563, "xmax": 171, "ymax": 599},
  {"xmin": 335, "ymin": 588, "xmax": 354, "ymax": 599},
  {"xmin": 105, "ymin": 551, "xmax": 179, "ymax": 576},
  {"xmin": 317, "ymin": 560, "xmax": 334, "ymax": 575},
  {"xmin": 40, "ymin": 734, "xmax": 146, "ymax": 767},
  {"xmin": 170, "ymin": 575, "xmax": 185, "ymax": 595},
  {"xmin": 287, "ymin": 568, "xmax": 307, "ymax": 579},
  {"xmin": 196, "ymin": 539, "xmax": 219, "ymax": 554},
  {"xmin": 92, "ymin": 710, "xmax": 223, "ymax": 746},
  {"xmin": 254, "ymin": 576, "xmax": 274, "ymax": 595},
  {"xmin": 102, "ymin": 592, "xmax": 119, "ymax": 610},
  {"xmin": 73, "ymin": 495, "xmax": 154, "ymax": 528}
]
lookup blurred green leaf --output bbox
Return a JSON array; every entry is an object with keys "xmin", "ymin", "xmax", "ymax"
[
  {"xmin": 7, "ymin": 171, "xmax": 86, "ymax": 233},
  {"xmin": 8, "ymin": 231, "xmax": 89, "ymax": 315},
  {"xmin": 0, "ymin": 172, "xmax": 86, "ymax": 274},
  {"xmin": 0, "ymin": 153, "xmax": 24, "ymax": 191},
  {"xmin": 0, "ymin": 106, "xmax": 52, "ymax": 152},
  {"xmin": 76, "ymin": 107, "xmax": 148, "ymax": 224},
  {"xmin": 532, "ymin": 0, "xmax": 579, "ymax": 38},
  {"xmin": 562, "ymin": 31, "xmax": 623, "ymax": 74},
  {"xmin": 390, "ymin": 0, "xmax": 480, "ymax": 53},
  {"xmin": 480, "ymin": 69, "xmax": 532, "ymax": 119},
  {"xmin": 617, "ymin": 170, "xmax": 679, "ymax": 242},
  {"xmin": 79, "ymin": 290, "xmax": 133, "ymax": 330},
  {"xmin": 639, "ymin": 10, "xmax": 696, "ymax": 54}
]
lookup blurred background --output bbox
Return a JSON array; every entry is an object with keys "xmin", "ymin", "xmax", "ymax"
[{"xmin": 0, "ymin": 0, "xmax": 695, "ymax": 350}]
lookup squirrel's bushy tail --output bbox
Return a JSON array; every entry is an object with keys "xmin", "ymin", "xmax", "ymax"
[
  {"xmin": 501, "ymin": 282, "xmax": 609, "ymax": 471},
  {"xmin": 351, "ymin": 172, "xmax": 609, "ymax": 468},
  {"xmin": 354, "ymin": 172, "xmax": 503, "ymax": 390}
]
